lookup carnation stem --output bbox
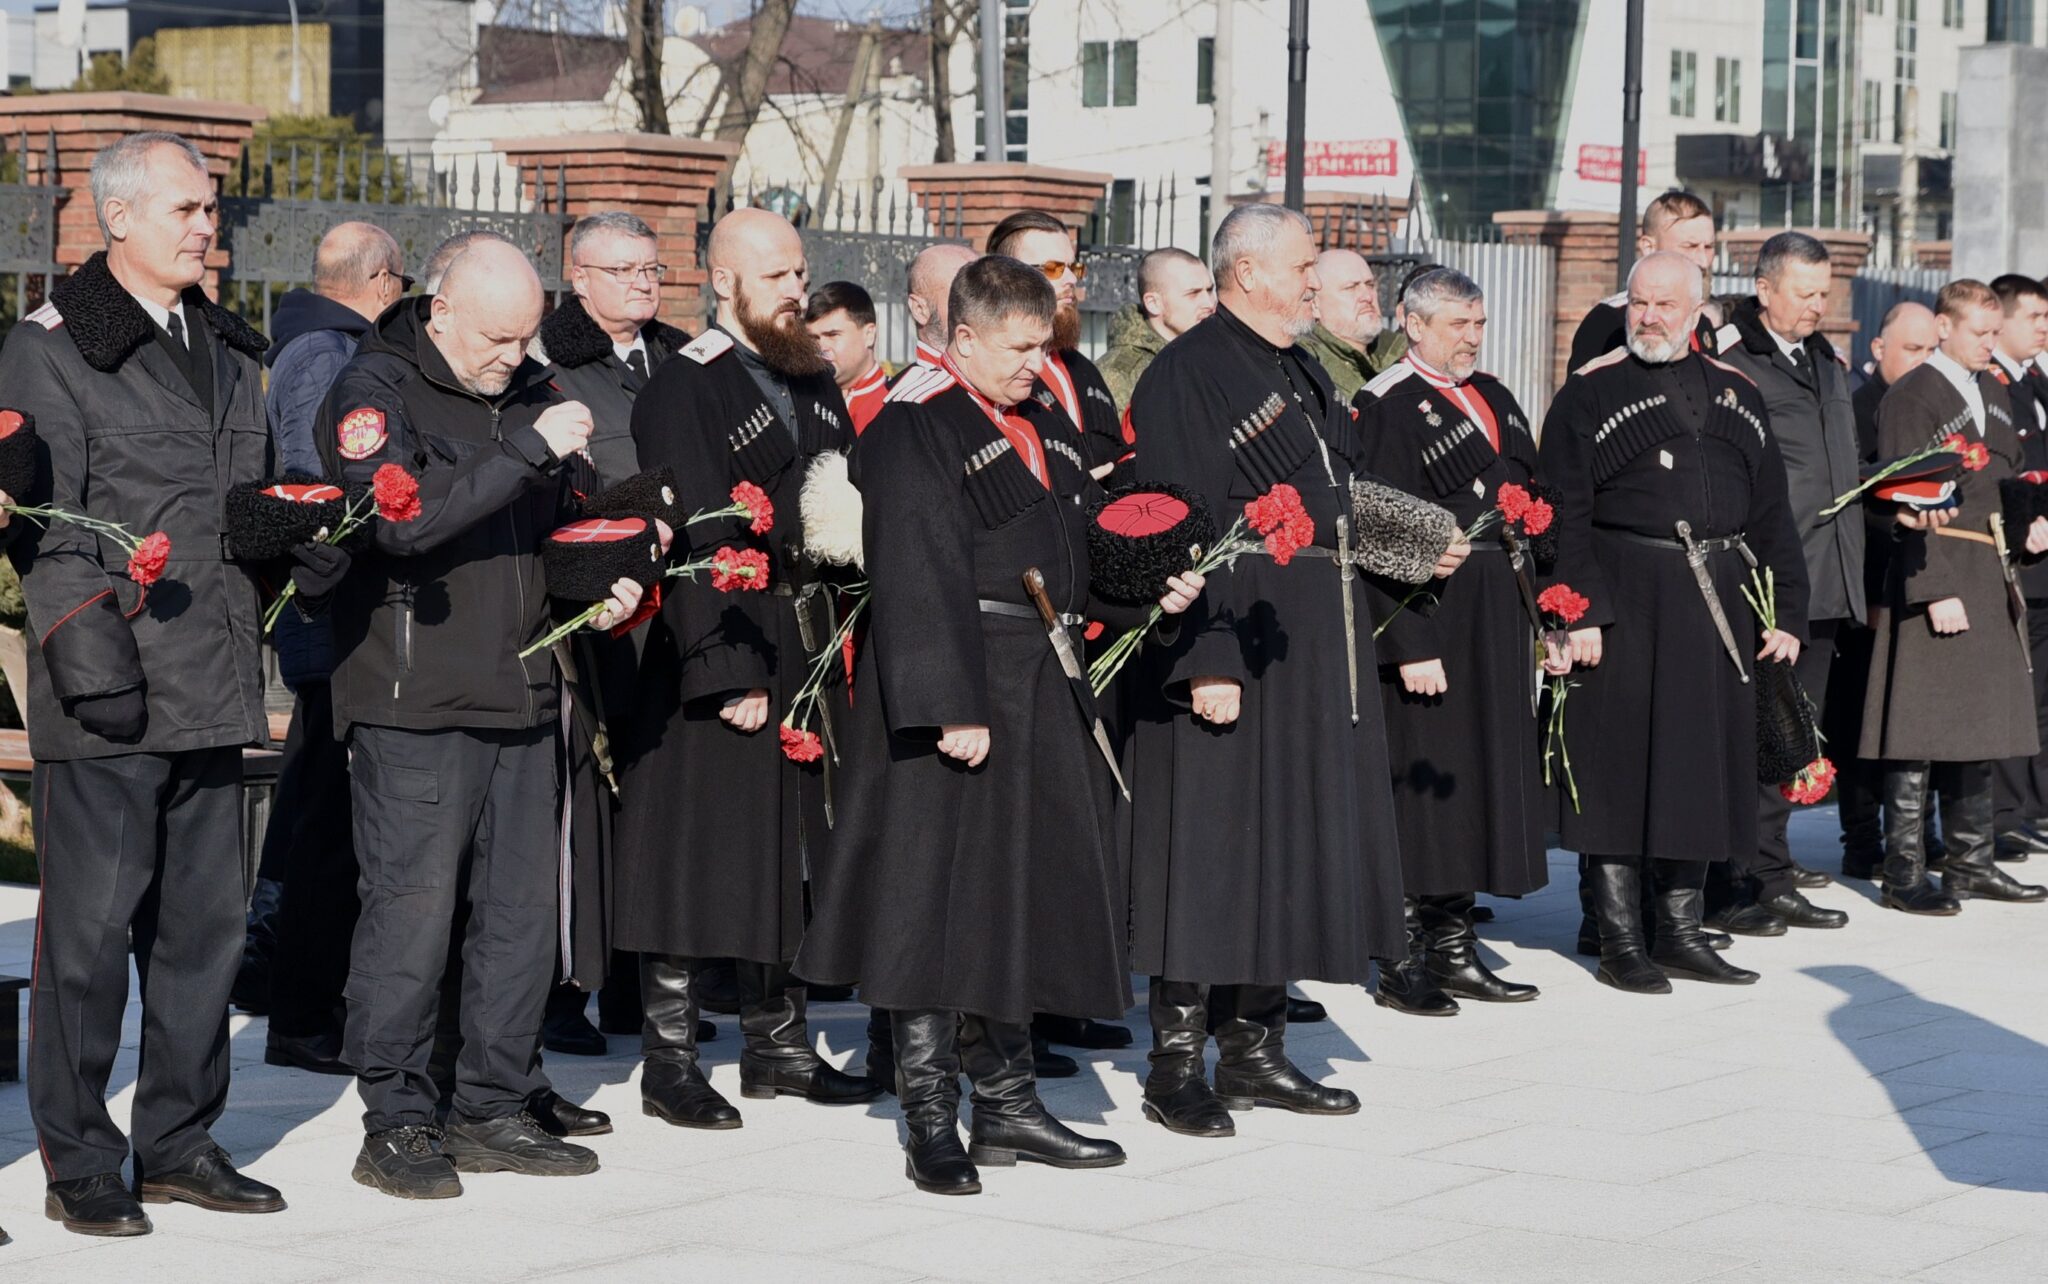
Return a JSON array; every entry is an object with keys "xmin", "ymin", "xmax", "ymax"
[
  {"xmin": 1086, "ymin": 516, "xmax": 1265, "ymax": 696},
  {"xmin": 519, "ymin": 602, "xmax": 604, "ymax": 659},
  {"xmin": 1817, "ymin": 445, "xmax": 1943, "ymax": 518}
]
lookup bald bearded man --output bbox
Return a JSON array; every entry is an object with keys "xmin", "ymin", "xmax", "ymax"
[{"xmin": 615, "ymin": 207, "xmax": 880, "ymax": 1131}]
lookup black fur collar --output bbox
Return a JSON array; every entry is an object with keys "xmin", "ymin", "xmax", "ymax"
[
  {"xmin": 537, "ymin": 295, "xmax": 686, "ymax": 369},
  {"xmin": 48, "ymin": 251, "xmax": 267, "ymax": 373}
]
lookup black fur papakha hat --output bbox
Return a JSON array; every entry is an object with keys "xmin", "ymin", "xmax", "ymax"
[
  {"xmin": 0, "ymin": 408, "xmax": 38, "ymax": 500},
  {"xmin": 541, "ymin": 515, "xmax": 668, "ymax": 603},
  {"xmin": 225, "ymin": 474, "xmax": 350, "ymax": 561},
  {"xmin": 589, "ymin": 466, "xmax": 684, "ymax": 532},
  {"xmin": 1756, "ymin": 658, "xmax": 1819, "ymax": 785},
  {"xmin": 1086, "ymin": 484, "xmax": 1218, "ymax": 606},
  {"xmin": 1349, "ymin": 478, "xmax": 1459, "ymax": 585}
]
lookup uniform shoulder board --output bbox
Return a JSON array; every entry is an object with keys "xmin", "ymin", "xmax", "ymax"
[
  {"xmin": 24, "ymin": 301, "xmax": 61, "ymax": 330},
  {"xmin": 1598, "ymin": 291, "xmax": 1628, "ymax": 309},
  {"xmin": 1360, "ymin": 362, "xmax": 1415, "ymax": 400},
  {"xmin": 1571, "ymin": 346, "xmax": 1632, "ymax": 379},
  {"xmin": 680, "ymin": 329, "xmax": 733, "ymax": 365},
  {"xmin": 1714, "ymin": 323, "xmax": 1741, "ymax": 353},
  {"xmin": 885, "ymin": 364, "xmax": 956, "ymax": 404},
  {"xmin": 1702, "ymin": 353, "xmax": 1758, "ymax": 389}
]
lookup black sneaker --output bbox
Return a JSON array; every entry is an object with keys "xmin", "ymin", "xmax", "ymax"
[
  {"xmin": 443, "ymin": 1110, "xmax": 600, "ymax": 1177},
  {"xmin": 352, "ymin": 1125, "xmax": 462, "ymax": 1200}
]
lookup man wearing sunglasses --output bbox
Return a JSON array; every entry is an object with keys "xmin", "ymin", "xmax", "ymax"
[{"xmin": 988, "ymin": 211, "xmax": 1128, "ymax": 483}]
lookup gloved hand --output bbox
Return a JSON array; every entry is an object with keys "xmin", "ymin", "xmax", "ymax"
[
  {"xmin": 71, "ymin": 687, "xmax": 146, "ymax": 742},
  {"xmin": 288, "ymin": 540, "xmax": 351, "ymax": 609}
]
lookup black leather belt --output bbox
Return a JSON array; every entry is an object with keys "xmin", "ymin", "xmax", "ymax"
[
  {"xmin": 1598, "ymin": 526, "xmax": 1745, "ymax": 553},
  {"xmin": 979, "ymin": 598, "xmax": 1083, "ymax": 626}
]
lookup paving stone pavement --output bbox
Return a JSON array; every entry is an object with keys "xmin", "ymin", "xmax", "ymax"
[{"xmin": 1, "ymin": 807, "xmax": 2045, "ymax": 1281}]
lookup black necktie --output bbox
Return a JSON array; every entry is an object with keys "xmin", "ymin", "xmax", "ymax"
[
  {"xmin": 626, "ymin": 348, "xmax": 648, "ymax": 380},
  {"xmin": 166, "ymin": 311, "xmax": 186, "ymax": 349}
]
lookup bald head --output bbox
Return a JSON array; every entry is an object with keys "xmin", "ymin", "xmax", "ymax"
[
  {"xmin": 314, "ymin": 221, "xmax": 404, "ymax": 321},
  {"xmin": 1874, "ymin": 300, "xmax": 1940, "ymax": 386},
  {"xmin": 427, "ymin": 240, "xmax": 544, "ymax": 396},
  {"xmin": 706, "ymin": 207, "xmax": 825, "ymax": 375},
  {"xmin": 1314, "ymin": 249, "xmax": 1380, "ymax": 347},
  {"xmin": 907, "ymin": 242, "xmax": 976, "ymax": 346}
]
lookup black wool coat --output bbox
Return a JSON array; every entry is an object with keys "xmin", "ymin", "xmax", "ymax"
[
  {"xmin": 1356, "ymin": 363, "xmax": 1549, "ymax": 898},
  {"xmin": 613, "ymin": 328, "xmax": 853, "ymax": 964},
  {"xmin": 1036, "ymin": 346, "xmax": 1127, "ymax": 475},
  {"xmin": 1858, "ymin": 361, "xmax": 2040, "ymax": 763},
  {"xmin": 1538, "ymin": 347, "xmax": 1808, "ymax": 863},
  {"xmin": 532, "ymin": 297, "xmax": 687, "ymax": 488},
  {"xmin": 1119, "ymin": 305, "xmax": 1407, "ymax": 985},
  {"xmin": 1992, "ymin": 356, "xmax": 2048, "ymax": 601},
  {"xmin": 0, "ymin": 252, "xmax": 272, "ymax": 761},
  {"xmin": 795, "ymin": 367, "xmax": 1147, "ymax": 1023}
]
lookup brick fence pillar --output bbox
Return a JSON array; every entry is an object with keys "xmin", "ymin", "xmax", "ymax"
[
  {"xmin": 899, "ymin": 162, "xmax": 1109, "ymax": 251},
  {"xmin": 1494, "ymin": 210, "xmax": 1621, "ymax": 393},
  {"xmin": 1719, "ymin": 227, "xmax": 1876, "ymax": 354},
  {"xmin": 1914, "ymin": 240, "xmax": 1954, "ymax": 272},
  {"xmin": 0, "ymin": 91, "xmax": 265, "ymax": 288},
  {"xmin": 499, "ymin": 133, "xmax": 741, "ymax": 334}
]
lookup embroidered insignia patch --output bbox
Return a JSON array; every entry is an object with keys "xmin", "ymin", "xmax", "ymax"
[{"xmin": 337, "ymin": 407, "xmax": 388, "ymax": 460}]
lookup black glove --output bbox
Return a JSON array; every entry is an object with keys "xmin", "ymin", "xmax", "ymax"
[
  {"xmin": 288, "ymin": 540, "xmax": 351, "ymax": 610},
  {"xmin": 71, "ymin": 687, "xmax": 146, "ymax": 742}
]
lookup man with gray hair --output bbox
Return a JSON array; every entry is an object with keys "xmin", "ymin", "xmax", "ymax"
[
  {"xmin": 1355, "ymin": 267, "xmax": 1556, "ymax": 1018},
  {"xmin": 1301, "ymin": 248, "xmax": 1406, "ymax": 402},
  {"xmin": 1121, "ymin": 202, "xmax": 1466, "ymax": 1135},
  {"xmin": 1538, "ymin": 251, "xmax": 1809, "ymax": 994},
  {"xmin": 1707, "ymin": 230, "xmax": 1862, "ymax": 932},
  {"xmin": 4, "ymin": 129, "xmax": 301, "ymax": 1234}
]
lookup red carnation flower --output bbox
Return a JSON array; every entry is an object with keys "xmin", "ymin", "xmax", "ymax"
[
  {"xmin": 779, "ymin": 723, "xmax": 824, "ymax": 763},
  {"xmin": 1495, "ymin": 482, "xmax": 1532, "ymax": 521},
  {"xmin": 372, "ymin": 463, "xmax": 423, "ymax": 523},
  {"xmin": 126, "ymin": 530, "xmax": 171, "ymax": 587},
  {"xmin": 1963, "ymin": 442, "xmax": 1990, "ymax": 472},
  {"xmin": 731, "ymin": 481, "xmax": 774, "ymax": 535},
  {"xmin": 1537, "ymin": 582, "xmax": 1590, "ymax": 626},
  {"xmin": 711, "ymin": 546, "xmax": 771, "ymax": 592},
  {"xmin": 1245, "ymin": 483, "xmax": 1306, "ymax": 536},
  {"xmin": 1780, "ymin": 756, "xmax": 1838, "ymax": 805},
  {"xmin": 1521, "ymin": 498, "xmax": 1554, "ymax": 537}
]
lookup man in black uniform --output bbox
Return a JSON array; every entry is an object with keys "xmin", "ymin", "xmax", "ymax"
[
  {"xmin": 320, "ymin": 238, "xmax": 644, "ymax": 1198},
  {"xmin": 1124, "ymin": 204, "xmax": 1466, "ymax": 1136},
  {"xmin": 1708, "ymin": 231, "xmax": 1861, "ymax": 932},
  {"xmin": 1568, "ymin": 191, "xmax": 1721, "ymax": 368},
  {"xmin": 1539, "ymin": 251, "xmax": 1810, "ymax": 994},
  {"xmin": 528, "ymin": 211, "xmax": 691, "ymax": 1055},
  {"xmin": 1987, "ymin": 274, "xmax": 2048, "ymax": 860},
  {"xmin": 989, "ymin": 210, "xmax": 1128, "ymax": 482},
  {"xmin": 8, "ymin": 132, "xmax": 301, "ymax": 1235},
  {"xmin": 618, "ymin": 206, "xmax": 878, "ymax": 1132},
  {"xmin": 796, "ymin": 256, "xmax": 1204, "ymax": 1194},
  {"xmin": 1357, "ymin": 268, "xmax": 1555, "ymax": 1017},
  {"xmin": 1835, "ymin": 302, "xmax": 1941, "ymax": 880}
]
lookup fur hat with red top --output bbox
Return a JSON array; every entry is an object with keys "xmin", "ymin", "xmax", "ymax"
[
  {"xmin": 224, "ymin": 473, "xmax": 352, "ymax": 560},
  {"xmin": 0, "ymin": 408, "xmax": 38, "ymax": 500}
]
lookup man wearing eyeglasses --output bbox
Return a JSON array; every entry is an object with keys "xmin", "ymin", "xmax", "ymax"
[
  {"xmin": 255, "ymin": 220, "xmax": 408, "ymax": 1082},
  {"xmin": 988, "ymin": 211, "xmax": 1128, "ymax": 482}
]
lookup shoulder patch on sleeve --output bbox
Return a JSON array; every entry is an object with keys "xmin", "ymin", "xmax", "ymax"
[
  {"xmin": 1701, "ymin": 354, "xmax": 1758, "ymax": 388},
  {"xmin": 885, "ymin": 365, "xmax": 957, "ymax": 405},
  {"xmin": 1714, "ymin": 323, "xmax": 1740, "ymax": 352},
  {"xmin": 337, "ymin": 406, "xmax": 389, "ymax": 460},
  {"xmin": 1599, "ymin": 291, "xmax": 1628, "ymax": 309},
  {"xmin": 1361, "ymin": 362, "xmax": 1416, "ymax": 399},
  {"xmin": 1571, "ymin": 346, "xmax": 1633, "ymax": 379},
  {"xmin": 681, "ymin": 329, "xmax": 734, "ymax": 365},
  {"xmin": 24, "ymin": 301, "xmax": 61, "ymax": 330}
]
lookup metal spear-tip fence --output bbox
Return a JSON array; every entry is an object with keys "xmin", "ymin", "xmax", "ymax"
[{"xmin": 0, "ymin": 127, "xmax": 65, "ymax": 345}]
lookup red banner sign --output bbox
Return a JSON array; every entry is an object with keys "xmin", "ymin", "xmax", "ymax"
[
  {"xmin": 1265, "ymin": 139, "xmax": 1401, "ymax": 179},
  {"xmin": 1576, "ymin": 143, "xmax": 1649, "ymax": 184}
]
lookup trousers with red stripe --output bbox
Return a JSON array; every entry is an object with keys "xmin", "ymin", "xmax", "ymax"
[{"xmin": 28, "ymin": 747, "xmax": 245, "ymax": 1181}]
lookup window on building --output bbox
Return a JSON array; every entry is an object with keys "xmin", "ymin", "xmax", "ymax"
[
  {"xmin": 1940, "ymin": 89, "xmax": 1957, "ymax": 146},
  {"xmin": 1081, "ymin": 38, "xmax": 1139, "ymax": 108},
  {"xmin": 1670, "ymin": 49, "xmax": 1698, "ymax": 117},
  {"xmin": 1861, "ymin": 78, "xmax": 1884, "ymax": 139},
  {"xmin": 1867, "ymin": 0, "xmax": 1883, "ymax": 11},
  {"xmin": 1896, "ymin": 0, "xmax": 1919, "ymax": 81},
  {"xmin": 1715, "ymin": 56, "xmax": 1742, "ymax": 121},
  {"xmin": 1196, "ymin": 36, "xmax": 1214, "ymax": 105},
  {"xmin": 1943, "ymin": 0, "xmax": 1966, "ymax": 25}
]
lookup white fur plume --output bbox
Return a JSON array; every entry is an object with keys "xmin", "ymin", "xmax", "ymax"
[{"xmin": 801, "ymin": 449, "xmax": 865, "ymax": 570}]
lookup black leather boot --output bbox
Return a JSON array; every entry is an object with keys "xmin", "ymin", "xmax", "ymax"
[
  {"xmin": 1576, "ymin": 855, "xmax": 1600, "ymax": 956},
  {"xmin": 1838, "ymin": 757, "xmax": 1884, "ymax": 879},
  {"xmin": 542, "ymin": 983, "xmax": 608, "ymax": 1056},
  {"xmin": 1882, "ymin": 764, "xmax": 1962, "ymax": 915},
  {"xmin": 866, "ymin": 1006, "xmax": 896, "ymax": 1095},
  {"xmin": 1212, "ymin": 984, "xmax": 1358, "ymax": 1115},
  {"xmin": 1035, "ymin": 1012, "xmax": 1135, "ymax": 1049},
  {"xmin": 639, "ymin": 953, "xmax": 742, "ymax": 1129},
  {"xmin": 961, "ymin": 1016, "xmax": 1124, "ymax": 1169},
  {"xmin": 1142, "ymin": 978, "xmax": 1234, "ymax": 1137},
  {"xmin": 694, "ymin": 958, "xmax": 743, "ymax": 1014},
  {"xmin": 1587, "ymin": 857, "xmax": 1669, "ymax": 993},
  {"xmin": 597, "ymin": 950, "xmax": 645, "ymax": 1035},
  {"xmin": 1374, "ymin": 897, "xmax": 1459, "ymax": 1015},
  {"xmin": 1421, "ymin": 892, "xmax": 1537, "ymax": 1002},
  {"xmin": 1941, "ymin": 762, "xmax": 2048, "ymax": 903},
  {"xmin": 1650, "ymin": 860, "xmax": 1759, "ymax": 985},
  {"xmin": 736, "ymin": 960, "xmax": 884, "ymax": 1104},
  {"xmin": 893, "ymin": 1010, "xmax": 978, "ymax": 1194}
]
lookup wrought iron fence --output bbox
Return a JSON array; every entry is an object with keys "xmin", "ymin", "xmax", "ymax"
[
  {"xmin": 0, "ymin": 127, "xmax": 66, "ymax": 346},
  {"xmin": 1850, "ymin": 267, "xmax": 1946, "ymax": 372},
  {"xmin": 218, "ymin": 141, "xmax": 573, "ymax": 332},
  {"xmin": 1389, "ymin": 234, "xmax": 1560, "ymax": 413}
]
